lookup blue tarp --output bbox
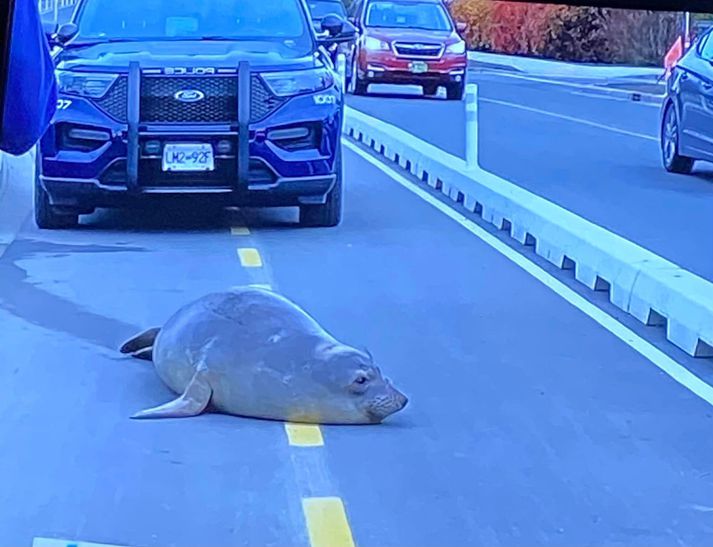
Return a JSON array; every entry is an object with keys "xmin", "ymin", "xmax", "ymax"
[{"xmin": 0, "ymin": 0, "xmax": 57, "ymax": 155}]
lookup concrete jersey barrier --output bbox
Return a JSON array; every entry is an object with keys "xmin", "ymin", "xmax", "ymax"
[{"xmin": 343, "ymin": 106, "xmax": 713, "ymax": 358}]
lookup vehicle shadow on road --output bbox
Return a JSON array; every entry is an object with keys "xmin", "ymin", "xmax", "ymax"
[
  {"xmin": 239, "ymin": 206, "xmax": 300, "ymax": 229},
  {"xmin": 75, "ymin": 204, "xmax": 340, "ymax": 232},
  {"xmin": 80, "ymin": 202, "xmax": 234, "ymax": 233},
  {"xmin": 691, "ymin": 166, "xmax": 713, "ymax": 186},
  {"xmin": 357, "ymin": 90, "xmax": 445, "ymax": 101}
]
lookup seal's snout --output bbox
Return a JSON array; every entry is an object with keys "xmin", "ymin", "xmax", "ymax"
[
  {"xmin": 395, "ymin": 390, "xmax": 409, "ymax": 410},
  {"xmin": 365, "ymin": 384, "xmax": 409, "ymax": 423},
  {"xmin": 385, "ymin": 378, "xmax": 408, "ymax": 411}
]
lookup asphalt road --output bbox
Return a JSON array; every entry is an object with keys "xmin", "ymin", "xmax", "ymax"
[
  {"xmin": 0, "ymin": 144, "xmax": 712, "ymax": 546},
  {"xmin": 349, "ymin": 71, "xmax": 713, "ymax": 283}
]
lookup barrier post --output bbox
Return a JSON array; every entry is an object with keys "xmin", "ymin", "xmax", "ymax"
[
  {"xmin": 336, "ymin": 53, "xmax": 347, "ymax": 94},
  {"xmin": 465, "ymin": 83, "xmax": 478, "ymax": 169}
]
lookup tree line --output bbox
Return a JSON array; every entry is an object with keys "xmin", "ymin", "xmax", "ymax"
[{"xmin": 448, "ymin": 1, "xmax": 686, "ymax": 66}]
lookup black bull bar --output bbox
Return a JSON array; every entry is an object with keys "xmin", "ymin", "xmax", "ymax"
[{"xmin": 125, "ymin": 60, "xmax": 252, "ymax": 192}]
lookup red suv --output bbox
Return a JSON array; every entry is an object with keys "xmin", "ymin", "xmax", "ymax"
[{"xmin": 347, "ymin": 0, "xmax": 467, "ymax": 100}]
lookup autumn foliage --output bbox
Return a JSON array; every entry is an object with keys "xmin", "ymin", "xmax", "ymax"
[
  {"xmin": 489, "ymin": 2, "xmax": 562, "ymax": 54},
  {"xmin": 448, "ymin": 0, "xmax": 682, "ymax": 66}
]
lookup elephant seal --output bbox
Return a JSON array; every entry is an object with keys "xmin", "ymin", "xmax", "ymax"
[{"xmin": 120, "ymin": 286, "xmax": 408, "ymax": 424}]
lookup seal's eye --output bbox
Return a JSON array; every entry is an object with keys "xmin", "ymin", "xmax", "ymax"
[{"xmin": 350, "ymin": 374, "xmax": 370, "ymax": 393}]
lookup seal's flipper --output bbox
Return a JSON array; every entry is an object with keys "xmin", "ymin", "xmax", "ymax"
[
  {"xmin": 132, "ymin": 346, "xmax": 153, "ymax": 362},
  {"xmin": 131, "ymin": 369, "xmax": 212, "ymax": 420},
  {"xmin": 120, "ymin": 327, "xmax": 161, "ymax": 355}
]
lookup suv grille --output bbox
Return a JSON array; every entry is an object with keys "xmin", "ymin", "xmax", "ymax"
[
  {"xmin": 92, "ymin": 74, "xmax": 285, "ymax": 123},
  {"xmin": 94, "ymin": 76, "xmax": 128, "ymax": 121},
  {"xmin": 251, "ymin": 76, "xmax": 286, "ymax": 121},
  {"xmin": 393, "ymin": 42, "xmax": 443, "ymax": 58},
  {"xmin": 141, "ymin": 76, "xmax": 237, "ymax": 123}
]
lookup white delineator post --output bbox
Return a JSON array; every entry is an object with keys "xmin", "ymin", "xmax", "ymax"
[
  {"xmin": 465, "ymin": 83, "xmax": 478, "ymax": 170},
  {"xmin": 336, "ymin": 53, "xmax": 347, "ymax": 94}
]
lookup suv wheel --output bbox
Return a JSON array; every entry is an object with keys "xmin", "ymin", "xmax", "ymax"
[
  {"xmin": 299, "ymin": 146, "xmax": 343, "ymax": 228},
  {"xmin": 349, "ymin": 57, "xmax": 368, "ymax": 95},
  {"xmin": 34, "ymin": 155, "xmax": 79, "ymax": 229},
  {"xmin": 446, "ymin": 82, "xmax": 464, "ymax": 101},
  {"xmin": 662, "ymin": 103, "xmax": 694, "ymax": 174}
]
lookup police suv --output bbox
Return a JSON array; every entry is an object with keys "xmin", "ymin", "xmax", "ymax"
[{"xmin": 39, "ymin": 0, "xmax": 354, "ymax": 228}]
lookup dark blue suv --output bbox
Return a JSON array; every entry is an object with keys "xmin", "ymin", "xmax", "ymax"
[{"xmin": 37, "ymin": 0, "xmax": 355, "ymax": 228}]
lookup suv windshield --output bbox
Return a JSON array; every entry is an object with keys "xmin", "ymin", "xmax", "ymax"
[
  {"xmin": 76, "ymin": 0, "xmax": 312, "ymax": 45},
  {"xmin": 308, "ymin": 0, "xmax": 347, "ymax": 20},
  {"xmin": 699, "ymin": 29, "xmax": 713, "ymax": 58},
  {"xmin": 365, "ymin": 1, "xmax": 452, "ymax": 31}
]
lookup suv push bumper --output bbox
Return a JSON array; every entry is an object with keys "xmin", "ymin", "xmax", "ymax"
[
  {"xmin": 40, "ymin": 61, "xmax": 341, "ymax": 209},
  {"xmin": 41, "ymin": 173, "xmax": 338, "ymax": 208}
]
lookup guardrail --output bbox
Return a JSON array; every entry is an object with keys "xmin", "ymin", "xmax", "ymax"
[
  {"xmin": 343, "ymin": 90, "xmax": 713, "ymax": 359},
  {"xmin": 38, "ymin": 0, "xmax": 78, "ymax": 17}
]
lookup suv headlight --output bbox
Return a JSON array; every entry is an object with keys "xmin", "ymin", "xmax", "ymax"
[
  {"xmin": 446, "ymin": 41, "xmax": 466, "ymax": 55},
  {"xmin": 56, "ymin": 70, "xmax": 119, "ymax": 98},
  {"xmin": 261, "ymin": 68, "xmax": 334, "ymax": 97},
  {"xmin": 363, "ymin": 36, "xmax": 390, "ymax": 51}
]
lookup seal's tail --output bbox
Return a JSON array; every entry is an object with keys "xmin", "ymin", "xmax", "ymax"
[{"xmin": 120, "ymin": 327, "xmax": 161, "ymax": 355}]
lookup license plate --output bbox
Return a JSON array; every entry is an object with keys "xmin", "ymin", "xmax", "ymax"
[
  {"xmin": 410, "ymin": 61, "xmax": 428, "ymax": 74},
  {"xmin": 162, "ymin": 143, "xmax": 215, "ymax": 172}
]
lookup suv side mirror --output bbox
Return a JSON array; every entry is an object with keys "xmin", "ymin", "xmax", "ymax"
[
  {"xmin": 56, "ymin": 22, "xmax": 79, "ymax": 45},
  {"xmin": 42, "ymin": 21, "xmax": 58, "ymax": 45},
  {"xmin": 321, "ymin": 14, "xmax": 344, "ymax": 37},
  {"xmin": 319, "ymin": 16, "xmax": 357, "ymax": 45},
  {"xmin": 456, "ymin": 21, "xmax": 467, "ymax": 33}
]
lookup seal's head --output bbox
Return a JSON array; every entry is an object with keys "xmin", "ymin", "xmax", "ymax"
[{"xmin": 308, "ymin": 344, "xmax": 409, "ymax": 425}]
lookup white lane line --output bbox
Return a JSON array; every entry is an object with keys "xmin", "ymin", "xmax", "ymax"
[
  {"xmin": 33, "ymin": 539, "xmax": 128, "ymax": 547},
  {"xmin": 344, "ymin": 139, "xmax": 713, "ymax": 408},
  {"xmin": 481, "ymin": 97, "xmax": 658, "ymax": 142}
]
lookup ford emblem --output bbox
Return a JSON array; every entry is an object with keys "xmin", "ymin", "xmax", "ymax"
[{"xmin": 174, "ymin": 89, "xmax": 205, "ymax": 103}]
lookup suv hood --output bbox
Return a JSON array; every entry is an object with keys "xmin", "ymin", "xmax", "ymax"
[
  {"xmin": 56, "ymin": 40, "xmax": 320, "ymax": 73},
  {"xmin": 365, "ymin": 28, "xmax": 458, "ymax": 45}
]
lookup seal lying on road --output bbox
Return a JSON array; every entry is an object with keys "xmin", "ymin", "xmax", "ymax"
[{"xmin": 120, "ymin": 286, "xmax": 408, "ymax": 424}]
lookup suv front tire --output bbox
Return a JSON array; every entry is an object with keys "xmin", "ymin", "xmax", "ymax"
[
  {"xmin": 299, "ymin": 146, "xmax": 343, "ymax": 227},
  {"xmin": 446, "ymin": 82, "xmax": 465, "ymax": 101},
  {"xmin": 34, "ymin": 154, "xmax": 79, "ymax": 229}
]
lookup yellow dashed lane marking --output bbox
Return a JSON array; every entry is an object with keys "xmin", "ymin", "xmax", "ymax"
[
  {"xmin": 231, "ymin": 226, "xmax": 251, "ymax": 236},
  {"xmin": 285, "ymin": 422, "xmax": 324, "ymax": 446},
  {"xmin": 237, "ymin": 247, "xmax": 263, "ymax": 267},
  {"xmin": 302, "ymin": 497, "xmax": 356, "ymax": 547}
]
